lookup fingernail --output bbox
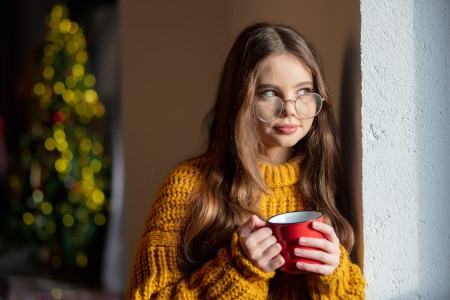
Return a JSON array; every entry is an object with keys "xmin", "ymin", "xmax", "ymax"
[
  {"xmin": 300, "ymin": 238, "xmax": 308, "ymax": 245},
  {"xmin": 297, "ymin": 262, "xmax": 303, "ymax": 269},
  {"xmin": 312, "ymin": 221, "xmax": 318, "ymax": 228},
  {"xmin": 294, "ymin": 248, "xmax": 302, "ymax": 255}
]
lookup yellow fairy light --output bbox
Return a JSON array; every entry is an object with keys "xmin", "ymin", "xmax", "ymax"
[
  {"xmin": 76, "ymin": 208, "xmax": 88, "ymax": 221},
  {"xmin": 51, "ymin": 5, "xmax": 63, "ymax": 19},
  {"xmin": 60, "ymin": 203, "xmax": 72, "ymax": 214},
  {"xmin": 92, "ymin": 189, "xmax": 105, "ymax": 205},
  {"xmin": 51, "ymin": 289, "xmax": 63, "ymax": 300},
  {"xmin": 69, "ymin": 22, "xmax": 79, "ymax": 34},
  {"xmin": 53, "ymin": 39, "xmax": 64, "ymax": 51},
  {"xmin": 23, "ymin": 212, "xmax": 34, "ymax": 225},
  {"xmin": 66, "ymin": 41, "xmax": 78, "ymax": 54},
  {"xmin": 62, "ymin": 89, "xmax": 74, "ymax": 103},
  {"xmin": 83, "ymin": 74, "xmax": 96, "ymax": 87},
  {"xmin": 90, "ymin": 159, "xmax": 102, "ymax": 173},
  {"xmin": 56, "ymin": 139, "xmax": 68, "ymax": 152},
  {"xmin": 59, "ymin": 19, "xmax": 72, "ymax": 33},
  {"xmin": 92, "ymin": 142, "xmax": 103, "ymax": 155},
  {"xmin": 44, "ymin": 137, "xmax": 56, "ymax": 151},
  {"xmin": 40, "ymin": 96, "xmax": 51, "ymax": 108},
  {"xmin": 43, "ymin": 66, "xmax": 55, "ymax": 79},
  {"xmin": 81, "ymin": 167, "xmax": 93, "ymax": 179},
  {"xmin": 72, "ymin": 89, "xmax": 83, "ymax": 102},
  {"xmin": 65, "ymin": 75, "xmax": 77, "ymax": 89},
  {"xmin": 72, "ymin": 64, "xmax": 84, "ymax": 78},
  {"xmin": 41, "ymin": 202, "xmax": 53, "ymax": 215},
  {"xmin": 58, "ymin": 172, "xmax": 70, "ymax": 182},
  {"xmin": 53, "ymin": 128, "xmax": 65, "ymax": 141},
  {"xmin": 40, "ymin": 126, "xmax": 51, "ymax": 139},
  {"xmin": 62, "ymin": 149, "xmax": 73, "ymax": 161},
  {"xmin": 49, "ymin": 20, "xmax": 59, "ymax": 30},
  {"xmin": 68, "ymin": 191, "xmax": 79, "ymax": 203},
  {"xmin": 74, "ymin": 33, "xmax": 86, "ymax": 49},
  {"xmin": 62, "ymin": 214, "xmax": 74, "ymax": 227},
  {"xmin": 33, "ymin": 83, "xmax": 46, "ymax": 96},
  {"xmin": 53, "ymin": 82, "xmax": 65, "ymax": 95},
  {"xmin": 55, "ymin": 158, "xmax": 68, "ymax": 173},
  {"xmin": 80, "ymin": 138, "xmax": 92, "ymax": 152},
  {"xmin": 32, "ymin": 190, "xmax": 44, "ymax": 203},
  {"xmin": 46, "ymin": 221, "xmax": 56, "ymax": 234},
  {"xmin": 53, "ymin": 122, "xmax": 64, "ymax": 131},
  {"xmin": 84, "ymin": 90, "xmax": 98, "ymax": 104},
  {"xmin": 94, "ymin": 213, "xmax": 106, "ymax": 226},
  {"xmin": 82, "ymin": 178, "xmax": 94, "ymax": 191},
  {"xmin": 93, "ymin": 102, "xmax": 105, "ymax": 117},
  {"xmin": 75, "ymin": 103, "xmax": 87, "ymax": 116},
  {"xmin": 76, "ymin": 51, "xmax": 88, "ymax": 64},
  {"xmin": 86, "ymin": 199, "xmax": 97, "ymax": 210},
  {"xmin": 43, "ymin": 44, "xmax": 55, "ymax": 57},
  {"xmin": 76, "ymin": 252, "xmax": 88, "ymax": 267}
]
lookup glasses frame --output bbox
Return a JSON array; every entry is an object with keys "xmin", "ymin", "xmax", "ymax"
[{"xmin": 254, "ymin": 92, "xmax": 325, "ymax": 122}]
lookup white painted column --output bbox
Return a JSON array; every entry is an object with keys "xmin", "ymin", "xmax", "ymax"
[{"xmin": 361, "ymin": 0, "xmax": 450, "ymax": 298}]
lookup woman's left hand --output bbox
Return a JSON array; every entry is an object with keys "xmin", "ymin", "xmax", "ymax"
[{"xmin": 293, "ymin": 221, "xmax": 341, "ymax": 276}]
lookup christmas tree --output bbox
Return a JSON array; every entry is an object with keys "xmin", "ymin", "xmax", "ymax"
[{"xmin": 6, "ymin": 3, "xmax": 110, "ymax": 284}]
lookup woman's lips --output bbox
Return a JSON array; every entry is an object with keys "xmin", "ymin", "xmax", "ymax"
[{"xmin": 275, "ymin": 124, "xmax": 299, "ymax": 134}]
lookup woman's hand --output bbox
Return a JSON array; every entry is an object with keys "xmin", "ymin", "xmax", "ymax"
[
  {"xmin": 238, "ymin": 215, "xmax": 285, "ymax": 273},
  {"xmin": 294, "ymin": 221, "xmax": 341, "ymax": 276}
]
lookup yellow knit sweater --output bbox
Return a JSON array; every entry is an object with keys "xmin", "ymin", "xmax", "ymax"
[{"xmin": 127, "ymin": 157, "xmax": 365, "ymax": 299}]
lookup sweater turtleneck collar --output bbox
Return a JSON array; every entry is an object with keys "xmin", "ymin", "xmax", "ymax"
[{"xmin": 259, "ymin": 159, "xmax": 300, "ymax": 188}]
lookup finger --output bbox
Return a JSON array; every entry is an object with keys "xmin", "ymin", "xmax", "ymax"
[
  {"xmin": 296, "ymin": 261, "xmax": 334, "ymax": 276},
  {"xmin": 266, "ymin": 254, "xmax": 285, "ymax": 272},
  {"xmin": 312, "ymin": 221, "xmax": 339, "ymax": 244},
  {"xmin": 258, "ymin": 234, "xmax": 278, "ymax": 251},
  {"xmin": 239, "ymin": 215, "xmax": 267, "ymax": 238},
  {"xmin": 261, "ymin": 241, "xmax": 282, "ymax": 260},
  {"xmin": 242, "ymin": 228, "xmax": 274, "ymax": 256},
  {"xmin": 299, "ymin": 237, "xmax": 340, "ymax": 255},
  {"xmin": 294, "ymin": 248, "xmax": 338, "ymax": 266}
]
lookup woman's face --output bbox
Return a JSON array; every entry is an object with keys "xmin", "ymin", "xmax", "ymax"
[{"xmin": 254, "ymin": 53, "xmax": 315, "ymax": 163}]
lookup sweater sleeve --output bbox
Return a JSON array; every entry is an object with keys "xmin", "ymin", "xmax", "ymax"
[
  {"xmin": 126, "ymin": 160, "xmax": 275, "ymax": 300},
  {"xmin": 306, "ymin": 245, "xmax": 365, "ymax": 299}
]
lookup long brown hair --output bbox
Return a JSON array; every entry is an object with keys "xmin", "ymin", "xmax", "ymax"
[{"xmin": 178, "ymin": 23, "xmax": 354, "ymax": 270}]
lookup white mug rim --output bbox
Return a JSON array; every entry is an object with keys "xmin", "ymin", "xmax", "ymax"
[{"xmin": 268, "ymin": 210, "xmax": 323, "ymax": 225}]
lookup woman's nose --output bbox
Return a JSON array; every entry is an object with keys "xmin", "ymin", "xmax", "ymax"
[{"xmin": 281, "ymin": 100, "xmax": 297, "ymax": 117}]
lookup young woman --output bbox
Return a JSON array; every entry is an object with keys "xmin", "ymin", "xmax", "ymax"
[{"xmin": 127, "ymin": 23, "xmax": 365, "ymax": 299}]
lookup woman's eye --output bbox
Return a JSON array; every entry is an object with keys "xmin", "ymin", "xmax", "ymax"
[
  {"xmin": 298, "ymin": 88, "xmax": 312, "ymax": 96},
  {"xmin": 260, "ymin": 90, "xmax": 276, "ymax": 97}
]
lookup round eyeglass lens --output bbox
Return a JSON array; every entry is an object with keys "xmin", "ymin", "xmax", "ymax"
[
  {"xmin": 295, "ymin": 93, "xmax": 323, "ymax": 119},
  {"xmin": 255, "ymin": 96, "xmax": 283, "ymax": 122}
]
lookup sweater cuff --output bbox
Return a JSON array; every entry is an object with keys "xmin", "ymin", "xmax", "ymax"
[{"xmin": 230, "ymin": 231, "xmax": 276, "ymax": 282}]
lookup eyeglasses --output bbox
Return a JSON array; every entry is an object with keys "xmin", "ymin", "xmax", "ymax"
[{"xmin": 254, "ymin": 93, "xmax": 325, "ymax": 122}]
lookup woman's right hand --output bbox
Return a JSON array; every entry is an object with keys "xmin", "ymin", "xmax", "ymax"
[{"xmin": 238, "ymin": 215, "xmax": 285, "ymax": 273}]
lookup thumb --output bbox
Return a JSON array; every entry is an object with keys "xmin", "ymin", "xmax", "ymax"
[{"xmin": 239, "ymin": 215, "xmax": 267, "ymax": 238}]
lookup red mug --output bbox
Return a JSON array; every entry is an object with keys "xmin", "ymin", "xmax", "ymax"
[{"xmin": 268, "ymin": 210, "xmax": 325, "ymax": 274}]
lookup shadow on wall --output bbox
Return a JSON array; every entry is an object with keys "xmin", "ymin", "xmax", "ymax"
[
  {"xmin": 414, "ymin": 0, "xmax": 450, "ymax": 298},
  {"xmin": 339, "ymin": 36, "xmax": 363, "ymax": 269}
]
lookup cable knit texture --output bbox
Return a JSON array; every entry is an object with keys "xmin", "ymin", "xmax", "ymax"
[{"xmin": 127, "ymin": 157, "xmax": 365, "ymax": 299}]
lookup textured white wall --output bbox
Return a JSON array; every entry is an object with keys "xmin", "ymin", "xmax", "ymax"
[{"xmin": 361, "ymin": 0, "xmax": 450, "ymax": 299}]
